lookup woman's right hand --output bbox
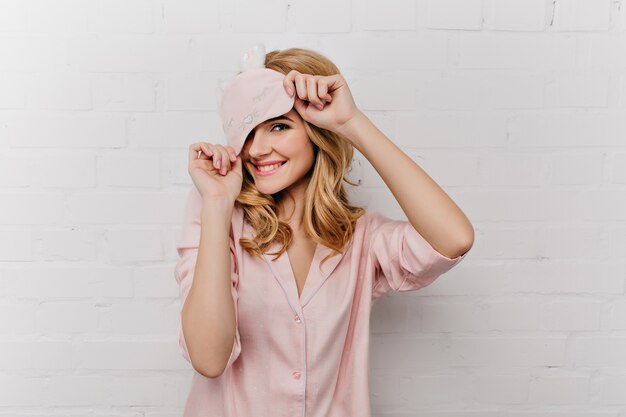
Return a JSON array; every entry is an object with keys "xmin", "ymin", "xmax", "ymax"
[{"xmin": 188, "ymin": 142, "xmax": 243, "ymax": 203}]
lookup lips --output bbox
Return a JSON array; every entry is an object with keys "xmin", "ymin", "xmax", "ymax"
[
  {"xmin": 252, "ymin": 160, "xmax": 286, "ymax": 176},
  {"xmin": 254, "ymin": 161, "xmax": 285, "ymax": 169},
  {"xmin": 254, "ymin": 161, "xmax": 286, "ymax": 168}
]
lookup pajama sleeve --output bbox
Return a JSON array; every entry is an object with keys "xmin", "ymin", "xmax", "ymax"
[
  {"xmin": 368, "ymin": 211, "xmax": 469, "ymax": 301},
  {"xmin": 174, "ymin": 186, "xmax": 242, "ymax": 373}
]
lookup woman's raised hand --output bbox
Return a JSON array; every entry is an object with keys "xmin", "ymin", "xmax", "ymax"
[{"xmin": 188, "ymin": 142, "xmax": 243, "ymax": 203}]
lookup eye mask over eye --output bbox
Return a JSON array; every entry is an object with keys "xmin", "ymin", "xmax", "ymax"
[{"xmin": 218, "ymin": 43, "xmax": 295, "ymax": 156}]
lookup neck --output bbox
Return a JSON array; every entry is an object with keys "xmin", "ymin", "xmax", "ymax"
[
  {"xmin": 275, "ymin": 178, "xmax": 309, "ymax": 232},
  {"xmin": 277, "ymin": 195, "xmax": 304, "ymax": 231}
]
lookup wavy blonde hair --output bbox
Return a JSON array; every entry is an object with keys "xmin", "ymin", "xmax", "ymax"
[{"xmin": 234, "ymin": 47, "xmax": 366, "ymax": 270}]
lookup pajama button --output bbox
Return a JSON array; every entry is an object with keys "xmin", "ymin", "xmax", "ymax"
[
  {"xmin": 292, "ymin": 371, "xmax": 301, "ymax": 379},
  {"xmin": 294, "ymin": 315, "xmax": 301, "ymax": 323}
]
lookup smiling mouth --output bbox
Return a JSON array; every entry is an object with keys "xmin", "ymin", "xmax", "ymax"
[{"xmin": 252, "ymin": 161, "xmax": 287, "ymax": 175}]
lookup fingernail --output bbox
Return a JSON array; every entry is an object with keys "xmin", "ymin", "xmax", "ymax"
[
  {"xmin": 287, "ymin": 86, "xmax": 293, "ymax": 96},
  {"xmin": 316, "ymin": 103, "xmax": 323, "ymax": 110},
  {"xmin": 216, "ymin": 160, "xmax": 221, "ymax": 168}
]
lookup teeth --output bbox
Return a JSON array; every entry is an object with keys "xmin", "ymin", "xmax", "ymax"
[{"xmin": 258, "ymin": 162, "xmax": 283, "ymax": 172}]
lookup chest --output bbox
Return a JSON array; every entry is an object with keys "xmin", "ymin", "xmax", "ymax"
[
  {"xmin": 286, "ymin": 236, "xmax": 317, "ymax": 298},
  {"xmin": 236, "ymin": 241, "xmax": 358, "ymax": 347}
]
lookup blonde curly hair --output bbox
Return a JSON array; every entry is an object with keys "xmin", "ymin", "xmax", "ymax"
[{"xmin": 235, "ymin": 47, "xmax": 366, "ymax": 270}]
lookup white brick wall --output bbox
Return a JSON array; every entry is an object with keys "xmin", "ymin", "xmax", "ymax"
[{"xmin": 0, "ymin": 0, "xmax": 625, "ymax": 415}]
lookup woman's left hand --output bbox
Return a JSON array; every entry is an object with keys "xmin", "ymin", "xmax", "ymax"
[{"xmin": 283, "ymin": 70, "xmax": 361, "ymax": 138}]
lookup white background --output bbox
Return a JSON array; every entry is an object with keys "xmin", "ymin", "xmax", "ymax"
[{"xmin": 1, "ymin": 0, "xmax": 625, "ymax": 415}]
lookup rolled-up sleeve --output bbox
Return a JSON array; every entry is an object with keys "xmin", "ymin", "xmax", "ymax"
[
  {"xmin": 369, "ymin": 211, "xmax": 469, "ymax": 300},
  {"xmin": 174, "ymin": 186, "xmax": 241, "ymax": 372}
]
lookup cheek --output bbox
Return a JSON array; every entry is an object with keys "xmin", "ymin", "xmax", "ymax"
[
  {"xmin": 250, "ymin": 130, "xmax": 309, "ymax": 157},
  {"xmin": 285, "ymin": 133, "xmax": 312, "ymax": 151},
  {"xmin": 271, "ymin": 136, "xmax": 296, "ymax": 155}
]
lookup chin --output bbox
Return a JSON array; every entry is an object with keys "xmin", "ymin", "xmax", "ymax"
[{"xmin": 255, "ymin": 183, "xmax": 287, "ymax": 196}]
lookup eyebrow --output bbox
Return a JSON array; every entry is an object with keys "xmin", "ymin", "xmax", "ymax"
[{"xmin": 262, "ymin": 115, "xmax": 294, "ymax": 124}]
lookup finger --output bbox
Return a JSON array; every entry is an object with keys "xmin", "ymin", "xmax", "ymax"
[
  {"xmin": 199, "ymin": 143, "xmax": 212, "ymax": 160},
  {"xmin": 226, "ymin": 146, "xmax": 237, "ymax": 163},
  {"xmin": 220, "ymin": 148, "xmax": 230, "ymax": 175},
  {"xmin": 233, "ymin": 156, "xmax": 243, "ymax": 170},
  {"xmin": 293, "ymin": 95, "xmax": 307, "ymax": 116},
  {"xmin": 306, "ymin": 77, "xmax": 323, "ymax": 108},
  {"xmin": 317, "ymin": 79, "xmax": 329, "ymax": 103},
  {"xmin": 205, "ymin": 144, "xmax": 219, "ymax": 168},
  {"xmin": 211, "ymin": 146, "xmax": 222, "ymax": 170},
  {"xmin": 317, "ymin": 79, "xmax": 332, "ymax": 104},
  {"xmin": 189, "ymin": 143, "xmax": 200, "ymax": 162},
  {"xmin": 229, "ymin": 154, "xmax": 242, "ymax": 176},
  {"xmin": 284, "ymin": 70, "xmax": 300, "ymax": 97},
  {"xmin": 211, "ymin": 145, "xmax": 230, "ymax": 175},
  {"xmin": 294, "ymin": 73, "xmax": 307, "ymax": 101},
  {"xmin": 189, "ymin": 142, "xmax": 210, "ymax": 162}
]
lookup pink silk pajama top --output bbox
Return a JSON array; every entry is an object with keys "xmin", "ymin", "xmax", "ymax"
[{"xmin": 174, "ymin": 186, "xmax": 469, "ymax": 417}]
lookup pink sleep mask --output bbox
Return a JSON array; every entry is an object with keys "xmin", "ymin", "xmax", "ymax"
[{"xmin": 218, "ymin": 65, "xmax": 294, "ymax": 156}]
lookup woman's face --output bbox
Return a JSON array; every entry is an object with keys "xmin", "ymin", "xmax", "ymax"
[{"xmin": 241, "ymin": 108, "xmax": 315, "ymax": 196}]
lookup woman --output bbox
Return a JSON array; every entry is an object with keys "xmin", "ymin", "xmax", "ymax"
[{"xmin": 175, "ymin": 44, "xmax": 474, "ymax": 417}]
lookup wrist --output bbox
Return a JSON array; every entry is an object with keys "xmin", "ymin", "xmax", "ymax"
[
  {"xmin": 336, "ymin": 110, "xmax": 368, "ymax": 146},
  {"xmin": 202, "ymin": 197, "xmax": 235, "ymax": 212}
]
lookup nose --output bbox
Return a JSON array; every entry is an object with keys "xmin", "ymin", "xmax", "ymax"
[{"xmin": 247, "ymin": 127, "xmax": 273, "ymax": 158}]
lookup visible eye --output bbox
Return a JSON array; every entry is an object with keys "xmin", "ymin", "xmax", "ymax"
[{"xmin": 271, "ymin": 123, "xmax": 289, "ymax": 132}]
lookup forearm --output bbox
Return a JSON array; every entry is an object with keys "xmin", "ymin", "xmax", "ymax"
[
  {"xmin": 181, "ymin": 198, "xmax": 236, "ymax": 378},
  {"xmin": 339, "ymin": 111, "xmax": 474, "ymax": 258}
]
